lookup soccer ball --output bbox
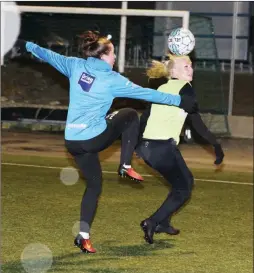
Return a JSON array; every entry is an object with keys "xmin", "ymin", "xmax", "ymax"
[{"xmin": 168, "ymin": 28, "xmax": 195, "ymax": 56}]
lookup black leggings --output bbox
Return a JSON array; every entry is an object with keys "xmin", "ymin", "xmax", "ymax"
[
  {"xmin": 65, "ymin": 108, "xmax": 139, "ymax": 232},
  {"xmin": 136, "ymin": 138, "xmax": 194, "ymax": 226}
]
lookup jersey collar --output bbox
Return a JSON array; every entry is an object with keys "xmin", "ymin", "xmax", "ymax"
[{"xmin": 86, "ymin": 57, "xmax": 112, "ymax": 71}]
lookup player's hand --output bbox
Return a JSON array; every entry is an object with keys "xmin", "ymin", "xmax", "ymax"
[
  {"xmin": 14, "ymin": 39, "xmax": 27, "ymax": 54},
  {"xmin": 179, "ymin": 95, "xmax": 198, "ymax": 113},
  {"xmin": 213, "ymin": 143, "xmax": 224, "ymax": 165}
]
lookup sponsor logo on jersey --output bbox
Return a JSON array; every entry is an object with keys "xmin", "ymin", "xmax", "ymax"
[{"xmin": 78, "ymin": 72, "xmax": 95, "ymax": 92}]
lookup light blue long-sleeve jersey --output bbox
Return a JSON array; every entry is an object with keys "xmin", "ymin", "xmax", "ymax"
[{"xmin": 26, "ymin": 42, "xmax": 181, "ymax": 140}]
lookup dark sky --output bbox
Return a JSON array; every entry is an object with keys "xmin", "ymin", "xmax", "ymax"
[{"xmin": 17, "ymin": 1, "xmax": 155, "ymax": 10}]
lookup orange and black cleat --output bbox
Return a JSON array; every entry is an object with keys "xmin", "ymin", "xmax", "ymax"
[
  {"xmin": 118, "ymin": 165, "xmax": 144, "ymax": 182},
  {"xmin": 74, "ymin": 234, "xmax": 96, "ymax": 253}
]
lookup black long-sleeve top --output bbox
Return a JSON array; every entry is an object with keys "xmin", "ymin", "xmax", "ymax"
[{"xmin": 139, "ymin": 77, "xmax": 218, "ymax": 146}]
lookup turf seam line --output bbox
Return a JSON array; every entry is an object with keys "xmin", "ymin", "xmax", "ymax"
[{"xmin": 2, "ymin": 162, "xmax": 253, "ymax": 186}]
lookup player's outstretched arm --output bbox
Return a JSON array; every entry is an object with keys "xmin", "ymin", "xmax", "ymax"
[
  {"xmin": 179, "ymin": 83, "xmax": 224, "ymax": 165},
  {"xmin": 186, "ymin": 113, "xmax": 224, "ymax": 165},
  {"xmin": 14, "ymin": 39, "xmax": 78, "ymax": 78},
  {"xmin": 111, "ymin": 74, "xmax": 196, "ymax": 113}
]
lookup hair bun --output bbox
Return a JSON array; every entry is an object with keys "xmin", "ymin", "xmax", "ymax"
[
  {"xmin": 78, "ymin": 30, "xmax": 100, "ymax": 48},
  {"xmin": 78, "ymin": 30, "xmax": 111, "ymax": 58}
]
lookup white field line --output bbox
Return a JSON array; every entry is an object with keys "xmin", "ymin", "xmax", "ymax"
[{"xmin": 2, "ymin": 162, "xmax": 253, "ymax": 186}]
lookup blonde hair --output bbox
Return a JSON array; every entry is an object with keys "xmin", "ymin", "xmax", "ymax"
[{"xmin": 146, "ymin": 54, "xmax": 191, "ymax": 79}]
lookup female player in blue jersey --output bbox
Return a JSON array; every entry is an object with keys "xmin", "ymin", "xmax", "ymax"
[{"xmin": 15, "ymin": 31, "xmax": 197, "ymax": 253}]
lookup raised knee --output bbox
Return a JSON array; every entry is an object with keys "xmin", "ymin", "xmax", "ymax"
[{"xmin": 125, "ymin": 108, "xmax": 139, "ymax": 119}]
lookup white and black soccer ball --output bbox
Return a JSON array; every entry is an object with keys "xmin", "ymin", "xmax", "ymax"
[{"xmin": 168, "ymin": 27, "xmax": 195, "ymax": 56}]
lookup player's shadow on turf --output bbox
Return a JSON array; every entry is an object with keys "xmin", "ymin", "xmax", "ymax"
[
  {"xmin": 51, "ymin": 255, "xmax": 120, "ymax": 271},
  {"xmin": 52, "ymin": 253, "xmax": 139, "ymax": 272},
  {"xmin": 2, "ymin": 242, "xmax": 174, "ymax": 272},
  {"xmin": 99, "ymin": 239, "xmax": 174, "ymax": 257},
  {"xmin": 2, "ymin": 256, "xmax": 122, "ymax": 273}
]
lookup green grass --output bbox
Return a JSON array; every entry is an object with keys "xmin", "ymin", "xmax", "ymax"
[{"xmin": 1, "ymin": 154, "xmax": 253, "ymax": 273}]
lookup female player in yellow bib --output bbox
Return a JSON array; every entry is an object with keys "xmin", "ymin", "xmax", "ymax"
[{"xmin": 136, "ymin": 54, "xmax": 224, "ymax": 244}]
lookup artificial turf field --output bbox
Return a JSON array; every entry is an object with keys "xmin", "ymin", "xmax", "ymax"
[{"xmin": 1, "ymin": 153, "xmax": 253, "ymax": 273}]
